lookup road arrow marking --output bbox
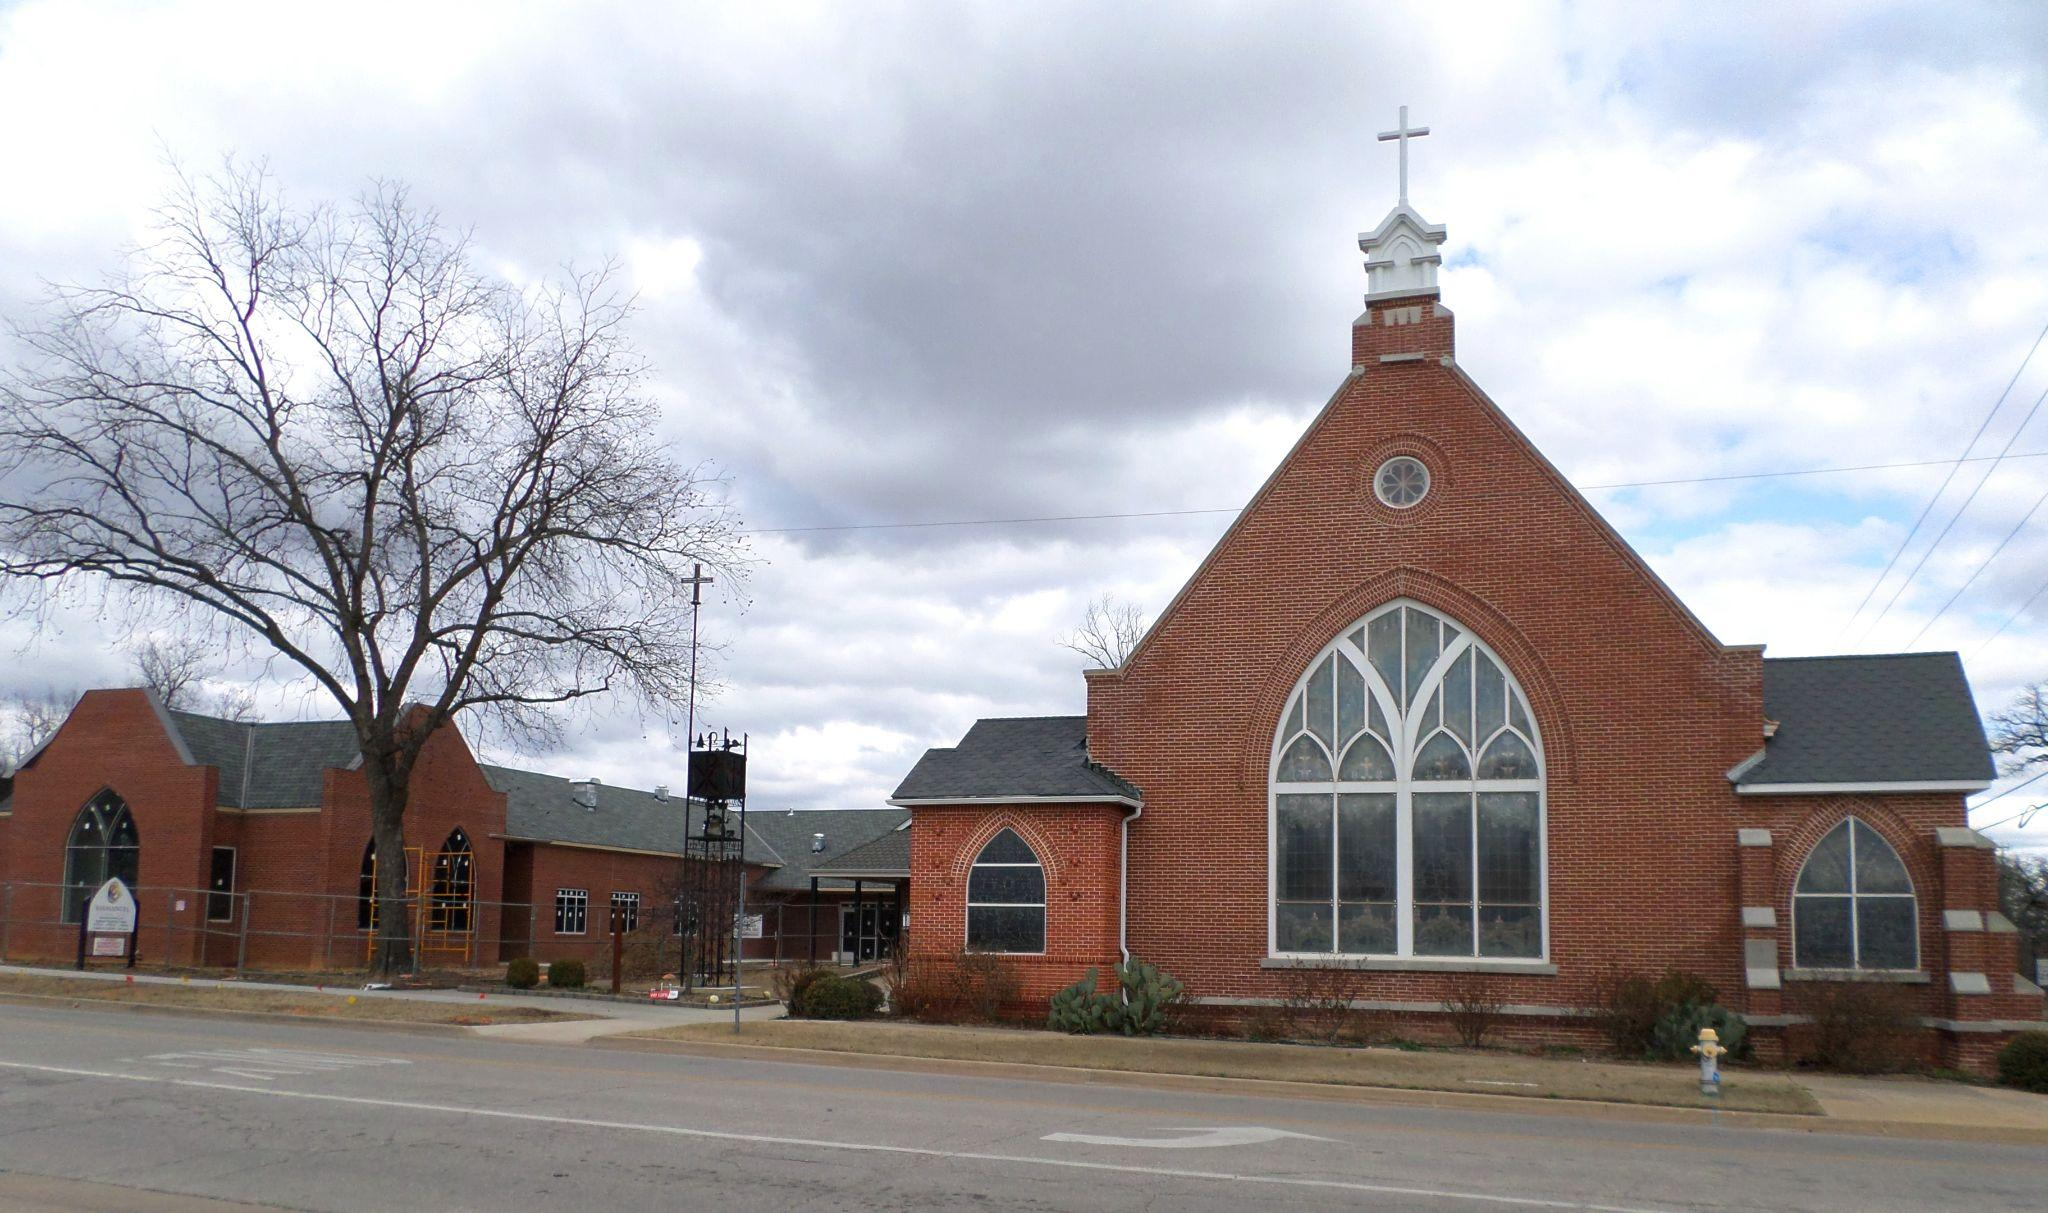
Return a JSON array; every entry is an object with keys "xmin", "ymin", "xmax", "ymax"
[{"xmin": 1043, "ymin": 1126, "xmax": 1333, "ymax": 1150}]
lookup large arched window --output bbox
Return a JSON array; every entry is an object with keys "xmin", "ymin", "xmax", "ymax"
[
  {"xmin": 1271, "ymin": 600, "xmax": 1545, "ymax": 960},
  {"xmin": 1792, "ymin": 818, "xmax": 1917, "ymax": 971},
  {"xmin": 966, "ymin": 828, "xmax": 1045, "ymax": 954},
  {"xmin": 63, "ymin": 792, "xmax": 140, "ymax": 923},
  {"xmin": 430, "ymin": 829, "xmax": 474, "ymax": 934}
]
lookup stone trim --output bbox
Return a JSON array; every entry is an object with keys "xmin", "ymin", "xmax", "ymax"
[
  {"xmin": 1741, "ymin": 906, "xmax": 1777, "ymax": 929},
  {"xmin": 1783, "ymin": 968, "xmax": 1930, "ymax": 984},
  {"xmin": 1743, "ymin": 938, "xmax": 1781, "ymax": 990},
  {"xmin": 1949, "ymin": 971, "xmax": 1992, "ymax": 995},
  {"xmin": 1753, "ymin": 1014, "xmax": 2048, "ymax": 1032},
  {"xmin": 1942, "ymin": 909, "xmax": 1985, "ymax": 932},
  {"xmin": 1737, "ymin": 828, "xmax": 1773, "ymax": 847},
  {"xmin": 1987, "ymin": 912, "xmax": 2019, "ymax": 934},
  {"xmin": 1260, "ymin": 956, "xmax": 1557, "ymax": 976},
  {"xmin": 1934, "ymin": 826, "xmax": 1995, "ymax": 849}
]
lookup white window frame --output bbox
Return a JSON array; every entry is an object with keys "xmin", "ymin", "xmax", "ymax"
[
  {"xmin": 610, "ymin": 891, "xmax": 640, "ymax": 934},
  {"xmin": 1790, "ymin": 818, "xmax": 1919, "ymax": 972},
  {"xmin": 1267, "ymin": 598, "xmax": 1548, "ymax": 963},
  {"xmin": 963, "ymin": 830, "xmax": 1047, "ymax": 956},
  {"xmin": 554, "ymin": 888, "xmax": 589, "ymax": 936}
]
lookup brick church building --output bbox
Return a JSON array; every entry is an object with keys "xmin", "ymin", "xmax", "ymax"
[
  {"xmin": 893, "ymin": 136, "xmax": 2044, "ymax": 1072},
  {"xmin": 0, "ymin": 688, "xmax": 906, "ymax": 971}
]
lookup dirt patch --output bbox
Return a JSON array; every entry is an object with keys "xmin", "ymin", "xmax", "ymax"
[
  {"xmin": 0, "ymin": 971, "xmax": 583, "ymax": 1026},
  {"xmin": 632, "ymin": 1018, "xmax": 1819, "ymax": 1116}
]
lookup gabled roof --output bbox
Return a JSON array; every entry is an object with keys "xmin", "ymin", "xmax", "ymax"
[
  {"xmin": 163, "ymin": 710, "xmax": 361, "ymax": 809},
  {"xmin": 747, "ymin": 808, "xmax": 911, "ymax": 890},
  {"xmin": 1734, "ymin": 653, "xmax": 1994, "ymax": 792},
  {"xmin": 810, "ymin": 820, "xmax": 911, "ymax": 878},
  {"xmin": 890, "ymin": 716, "xmax": 1142, "ymax": 805}
]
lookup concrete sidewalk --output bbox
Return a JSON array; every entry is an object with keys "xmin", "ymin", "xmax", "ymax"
[
  {"xmin": 1796, "ymin": 1072, "xmax": 2048, "ymax": 1134},
  {"xmin": 0, "ymin": 962, "xmax": 773, "ymax": 1039}
]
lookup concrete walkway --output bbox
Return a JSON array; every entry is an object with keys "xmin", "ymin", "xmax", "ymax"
[
  {"xmin": 1796, "ymin": 1072, "xmax": 2048, "ymax": 1134},
  {"xmin": 0, "ymin": 962, "xmax": 774, "ymax": 1039}
]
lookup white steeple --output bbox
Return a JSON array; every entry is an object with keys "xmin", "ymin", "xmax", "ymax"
[{"xmin": 1358, "ymin": 106, "xmax": 1448, "ymax": 300}]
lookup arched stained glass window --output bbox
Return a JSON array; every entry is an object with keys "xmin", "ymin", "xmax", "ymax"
[
  {"xmin": 63, "ymin": 792, "xmax": 140, "ymax": 924},
  {"xmin": 430, "ymin": 829, "xmax": 474, "ymax": 934},
  {"xmin": 1792, "ymin": 819, "xmax": 1917, "ymax": 971},
  {"xmin": 1271, "ymin": 601, "xmax": 1545, "ymax": 960},
  {"xmin": 966, "ymin": 828, "xmax": 1045, "ymax": 954}
]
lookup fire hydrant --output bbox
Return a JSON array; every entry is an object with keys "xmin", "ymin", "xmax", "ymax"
[{"xmin": 1690, "ymin": 1026, "xmax": 1726, "ymax": 1097}]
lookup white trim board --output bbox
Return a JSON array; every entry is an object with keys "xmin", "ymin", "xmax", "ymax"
[
  {"xmin": 1734, "ymin": 780, "xmax": 1990, "ymax": 795},
  {"xmin": 889, "ymin": 794, "xmax": 1142, "ymax": 809}
]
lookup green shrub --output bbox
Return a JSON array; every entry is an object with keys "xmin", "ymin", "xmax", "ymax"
[
  {"xmin": 1795, "ymin": 981, "xmax": 1915, "ymax": 1073},
  {"xmin": 800, "ymin": 974, "xmax": 884, "ymax": 1020},
  {"xmin": 1044, "ymin": 959, "xmax": 1184, "ymax": 1036},
  {"xmin": 505, "ymin": 958, "xmax": 541, "ymax": 990},
  {"xmin": 1996, "ymin": 1030, "xmax": 2048, "ymax": 1093},
  {"xmin": 1048, "ymin": 969, "xmax": 1115, "ymax": 1034},
  {"xmin": 776, "ymin": 965, "xmax": 833, "ymax": 1017},
  {"xmin": 1651, "ymin": 1000, "xmax": 1748, "ymax": 1062},
  {"xmin": 547, "ymin": 958, "xmax": 587, "ymax": 989},
  {"xmin": 1592, "ymin": 968, "xmax": 1724, "ymax": 1059}
]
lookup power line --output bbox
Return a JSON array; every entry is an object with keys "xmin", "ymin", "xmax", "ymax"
[
  {"xmin": 1845, "ymin": 314, "xmax": 2048, "ymax": 629},
  {"xmin": 1906, "ymin": 476, "xmax": 2048, "ymax": 648},
  {"xmin": 1971, "ymin": 571, "xmax": 2048, "ymax": 659},
  {"xmin": 746, "ymin": 449, "xmax": 2048, "ymax": 537}
]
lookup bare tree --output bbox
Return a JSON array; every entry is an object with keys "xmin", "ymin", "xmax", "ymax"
[
  {"xmin": 1058, "ymin": 594, "xmax": 1147, "ymax": 669},
  {"xmin": 1991, "ymin": 682, "xmax": 2048, "ymax": 775},
  {"xmin": 0, "ymin": 686, "xmax": 78, "ymax": 775},
  {"xmin": 130, "ymin": 634, "xmax": 208, "ymax": 709},
  {"xmin": 0, "ymin": 164, "xmax": 743, "ymax": 976}
]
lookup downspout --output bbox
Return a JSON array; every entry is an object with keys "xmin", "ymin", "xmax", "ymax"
[{"xmin": 1119, "ymin": 801, "xmax": 1142, "ymax": 966}]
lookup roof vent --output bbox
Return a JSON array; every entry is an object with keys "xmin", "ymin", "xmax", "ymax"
[
  {"xmin": 570, "ymin": 778, "xmax": 600, "ymax": 810},
  {"xmin": 811, "ymin": 832, "xmax": 826, "ymax": 853},
  {"xmin": 653, "ymin": 784, "xmax": 669, "ymax": 803}
]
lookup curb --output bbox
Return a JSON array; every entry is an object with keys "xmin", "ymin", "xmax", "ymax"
[{"xmin": 591, "ymin": 1034, "xmax": 2048, "ymax": 1147}]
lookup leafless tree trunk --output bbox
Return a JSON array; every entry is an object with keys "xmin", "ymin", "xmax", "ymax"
[
  {"xmin": 0, "ymin": 163, "xmax": 744, "ymax": 977},
  {"xmin": 1058, "ymin": 593, "xmax": 1147, "ymax": 669}
]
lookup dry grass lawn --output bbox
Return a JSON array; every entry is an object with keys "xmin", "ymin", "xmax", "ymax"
[
  {"xmin": 0, "ymin": 971, "xmax": 583, "ymax": 1026},
  {"xmin": 634, "ymin": 1018, "xmax": 1819, "ymax": 1116}
]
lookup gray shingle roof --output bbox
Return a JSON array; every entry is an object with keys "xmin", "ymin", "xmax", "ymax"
[
  {"xmin": 164, "ymin": 711, "xmax": 361, "ymax": 809},
  {"xmin": 746, "ymin": 808, "xmax": 911, "ymax": 890},
  {"xmin": 891, "ymin": 716, "xmax": 1142, "ymax": 804},
  {"xmin": 811, "ymin": 822, "xmax": 911, "ymax": 878},
  {"xmin": 1736, "ymin": 653, "xmax": 1994, "ymax": 789}
]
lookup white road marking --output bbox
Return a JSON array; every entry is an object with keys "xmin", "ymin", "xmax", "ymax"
[
  {"xmin": 1043, "ymin": 1126, "xmax": 1332, "ymax": 1149},
  {"xmin": 0, "ymin": 1058, "xmax": 1676, "ymax": 1213},
  {"xmin": 130, "ymin": 1048, "xmax": 413, "ymax": 1082}
]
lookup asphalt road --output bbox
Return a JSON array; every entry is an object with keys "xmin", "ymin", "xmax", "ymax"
[{"xmin": 0, "ymin": 1003, "xmax": 2042, "ymax": 1212}]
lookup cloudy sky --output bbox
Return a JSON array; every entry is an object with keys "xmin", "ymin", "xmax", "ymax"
[{"xmin": 2, "ymin": 0, "xmax": 2046, "ymax": 850}]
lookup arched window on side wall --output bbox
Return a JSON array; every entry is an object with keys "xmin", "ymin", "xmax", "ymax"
[
  {"xmin": 63, "ymin": 792, "xmax": 140, "ymax": 923},
  {"xmin": 966, "ymin": 829, "xmax": 1045, "ymax": 954},
  {"xmin": 1793, "ymin": 818, "xmax": 1918, "ymax": 971},
  {"xmin": 430, "ymin": 829, "xmax": 474, "ymax": 934}
]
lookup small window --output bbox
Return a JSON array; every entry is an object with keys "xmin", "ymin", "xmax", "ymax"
[
  {"xmin": 207, "ymin": 847, "xmax": 237, "ymax": 923},
  {"xmin": 1793, "ymin": 819, "xmax": 1918, "ymax": 971},
  {"xmin": 554, "ymin": 888, "xmax": 589, "ymax": 936},
  {"xmin": 966, "ymin": 829, "xmax": 1045, "ymax": 954},
  {"xmin": 611, "ymin": 891, "xmax": 640, "ymax": 933},
  {"xmin": 1374, "ymin": 455, "xmax": 1430, "ymax": 508}
]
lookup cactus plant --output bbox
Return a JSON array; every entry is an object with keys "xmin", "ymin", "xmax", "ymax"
[
  {"xmin": 1048, "ymin": 968, "xmax": 1116, "ymax": 1033},
  {"xmin": 1111, "ymin": 957, "xmax": 1184, "ymax": 1036}
]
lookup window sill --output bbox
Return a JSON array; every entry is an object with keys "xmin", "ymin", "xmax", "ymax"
[
  {"xmin": 1783, "ymin": 968, "xmax": 1929, "ymax": 984},
  {"xmin": 1262, "ymin": 956, "xmax": 1557, "ymax": 975}
]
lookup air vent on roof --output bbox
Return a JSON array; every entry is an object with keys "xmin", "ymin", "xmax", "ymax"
[
  {"xmin": 811, "ymin": 833, "xmax": 825, "ymax": 853},
  {"xmin": 653, "ymin": 784, "xmax": 668, "ymax": 802},
  {"xmin": 571, "ymin": 778, "xmax": 600, "ymax": 810}
]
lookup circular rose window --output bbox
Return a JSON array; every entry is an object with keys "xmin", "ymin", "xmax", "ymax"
[{"xmin": 1373, "ymin": 456, "xmax": 1430, "ymax": 508}]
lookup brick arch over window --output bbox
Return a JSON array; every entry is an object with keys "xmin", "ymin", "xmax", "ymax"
[
  {"xmin": 1237, "ymin": 568, "xmax": 1577, "ymax": 789},
  {"xmin": 1776, "ymin": 799, "xmax": 1934, "ymax": 973},
  {"xmin": 1787, "ymin": 811, "xmax": 1922, "ymax": 972},
  {"xmin": 945, "ymin": 812, "xmax": 1066, "ymax": 887}
]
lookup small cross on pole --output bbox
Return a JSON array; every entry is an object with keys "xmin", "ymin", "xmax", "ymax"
[
  {"xmin": 1377, "ymin": 105, "xmax": 1430, "ymax": 205},
  {"xmin": 683, "ymin": 562, "xmax": 714, "ymax": 759}
]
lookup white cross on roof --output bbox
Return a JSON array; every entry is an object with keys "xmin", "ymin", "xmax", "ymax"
[{"xmin": 1377, "ymin": 105, "xmax": 1430, "ymax": 205}]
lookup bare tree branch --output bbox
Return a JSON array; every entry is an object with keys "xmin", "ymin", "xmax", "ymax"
[
  {"xmin": 1991, "ymin": 682, "xmax": 2048, "ymax": 777},
  {"xmin": 1058, "ymin": 593, "xmax": 1147, "ymax": 670},
  {"xmin": 0, "ymin": 686, "xmax": 79, "ymax": 775},
  {"xmin": 0, "ymin": 162, "xmax": 748, "ymax": 974}
]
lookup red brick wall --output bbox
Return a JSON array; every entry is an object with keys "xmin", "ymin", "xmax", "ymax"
[
  {"xmin": 519, "ymin": 843, "xmax": 688, "ymax": 967},
  {"xmin": 907, "ymin": 803, "xmax": 1127, "ymax": 1004}
]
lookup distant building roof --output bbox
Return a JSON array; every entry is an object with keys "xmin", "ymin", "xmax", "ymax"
[
  {"xmin": 810, "ymin": 821, "xmax": 911, "ymax": 879},
  {"xmin": 747, "ymin": 808, "xmax": 911, "ymax": 890},
  {"xmin": 163, "ymin": 711, "xmax": 361, "ymax": 809},
  {"xmin": 891, "ymin": 716, "xmax": 1141, "ymax": 805},
  {"xmin": 1735, "ymin": 653, "xmax": 1995, "ymax": 791}
]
